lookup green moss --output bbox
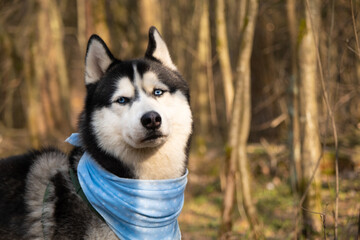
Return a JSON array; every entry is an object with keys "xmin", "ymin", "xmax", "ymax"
[{"xmin": 297, "ymin": 18, "xmax": 307, "ymax": 47}]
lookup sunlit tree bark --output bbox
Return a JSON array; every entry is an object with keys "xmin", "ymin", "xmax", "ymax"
[
  {"xmin": 88, "ymin": 0, "xmax": 112, "ymax": 48},
  {"xmin": 234, "ymin": 0, "xmax": 262, "ymax": 238},
  {"xmin": 217, "ymin": 0, "xmax": 236, "ymax": 235},
  {"xmin": 215, "ymin": 0, "xmax": 234, "ymax": 120},
  {"xmin": 139, "ymin": 0, "xmax": 162, "ymax": 51},
  {"xmin": 48, "ymin": 0, "xmax": 71, "ymax": 129},
  {"xmin": 21, "ymin": 0, "xmax": 72, "ymax": 147},
  {"xmin": 195, "ymin": 0, "xmax": 211, "ymax": 152},
  {"xmin": 76, "ymin": 0, "xmax": 87, "ymax": 57},
  {"xmin": 24, "ymin": 39, "xmax": 42, "ymax": 148},
  {"xmin": 35, "ymin": 0, "xmax": 56, "ymax": 134},
  {"xmin": 298, "ymin": 0, "xmax": 323, "ymax": 235}
]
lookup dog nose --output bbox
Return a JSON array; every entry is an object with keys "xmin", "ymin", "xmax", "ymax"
[{"xmin": 141, "ymin": 111, "xmax": 162, "ymax": 130}]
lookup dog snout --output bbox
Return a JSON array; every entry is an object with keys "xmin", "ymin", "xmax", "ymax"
[{"xmin": 141, "ymin": 111, "xmax": 162, "ymax": 130}]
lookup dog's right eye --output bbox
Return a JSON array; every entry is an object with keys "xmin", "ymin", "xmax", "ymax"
[{"xmin": 116, "ymin": 97, "xmax": 130, "ymax": 105}]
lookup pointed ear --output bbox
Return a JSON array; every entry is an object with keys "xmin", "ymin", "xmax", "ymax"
[
  {"xmin": 85, "ymin": 35, "xmax": 115, "ymax": 85},
  {"xmin": 145, "ymin": 26, "xmax": 177, "ymax": 71}
]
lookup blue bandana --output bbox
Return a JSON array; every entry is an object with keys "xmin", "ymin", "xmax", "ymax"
[{"xmin": 66, "ymin": 133, "xmax": 187, "ymax": 240}]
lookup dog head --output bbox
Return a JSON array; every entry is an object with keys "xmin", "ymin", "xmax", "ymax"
[{"xmin": 79, "ymin": 27, "xmax": 192, "ymax": 179}]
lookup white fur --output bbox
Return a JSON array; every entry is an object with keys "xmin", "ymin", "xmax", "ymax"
[
  {"xmin": 152, "ymin": 30, "xmax": 177, "ymax": 71},
  {"xmin": 85, "ymin": 40, "xmax": 112, "ymax": 84},
  {"xmin": 110, "ymin": 77, "xmax": 135, "ymax": 102},
  {"xmin": 91, "ymin": 66, "xmax": 192, "ymax": 179}
]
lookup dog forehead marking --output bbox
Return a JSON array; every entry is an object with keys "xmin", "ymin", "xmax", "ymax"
[
  {"xmin": 132, "ymin": 63, "xmax": 169, "ymax": 94},
  {"xmin": 142, "ymin": 71, "xmax": 169, "ymax": 92},
  {"xmin": 111, "ymin": 77, "xmax": 135, "ymax": 102},
  {"xmin": 133, "ymin": 64, "xmax": 142, "ymax": 89}
]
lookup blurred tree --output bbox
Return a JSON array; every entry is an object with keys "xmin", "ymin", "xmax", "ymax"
[
  {"xmin": 194, "ymin": 0, "xmax": 211, "ymax": 152},
  {"xmin": 139, "ymin": 0, "xmax": 162, "ymax": 51},
  {"xmin": 0, "ymin": 28, "xmax": 23, "ymax": 129},
  {"xmin": 215, "ymin": 0, "xmax": 234, "ymax": 120},
  {"xmin": 216, "ymin": 0, "xmax": 236, "ymax": 235},
  {"xmin": 219, "ymin": 0, "xmax": 262, "ymax": 239},
  {"xmin": 286, "ymin": 0, "xmax": 301, "ymax": 194},
  {"xmin": 21, "ymin": 0, "xmax": 72, "ymax": 147},
  {"xmin": 76, "ymin": 0, "xmax": 87, "ymax": 56},
  {"xmin": 233, "ymin": 0, "xmax": 262, "ymax": 238},
  {"xmin": 88, "ymin": 0, "xmax": 112, "ymax": 49},
  {"xmin": 298, "ymin": 0, "xmax": 323, "ymax": 235}
]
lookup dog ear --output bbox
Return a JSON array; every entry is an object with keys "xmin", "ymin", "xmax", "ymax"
[
  {"xmin": 85, "ymin": 35, "xmax": 115, "ymax": 85},
  {"xmin": 145, "ymin": 26, "xmax": 177, "ymax": 71}
]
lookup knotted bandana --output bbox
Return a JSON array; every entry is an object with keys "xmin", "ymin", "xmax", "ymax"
[{"xmin": 66, "ymin": 133, "xmax": 187, "ymax": 240}]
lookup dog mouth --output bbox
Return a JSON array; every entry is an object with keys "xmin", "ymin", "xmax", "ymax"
[{"xmin": 141, "ymin": 132, "xmax": 167, "ymax": 143}]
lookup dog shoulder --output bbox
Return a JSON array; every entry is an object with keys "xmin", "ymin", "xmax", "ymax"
[{"xmin": 0, "ymin": 148, "xmax": 69, "ymax": 239}]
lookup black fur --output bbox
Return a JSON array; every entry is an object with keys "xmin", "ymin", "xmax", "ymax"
[
  {"xmin": 0, "ymin": 151, "xmax": 37, "ymax": 239},
  {"xmin": 51, "ymin": 172, "xmax": 90, "ymax": 239},
  {"xmin": 0, "ymin": 148, "xmax": 107, "ymax": 240},
  {"xmin": 0, "ymin": 148, "xmax": 67, "ymax": 239},
  {"xmin": 144, "ymin": 26, "xmax": 160, "ymax": 63}
]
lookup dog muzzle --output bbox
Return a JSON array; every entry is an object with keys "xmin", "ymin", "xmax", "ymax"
[{"xmin": 66, "ymin": 133, "xmax": 187, "ymax": 240}]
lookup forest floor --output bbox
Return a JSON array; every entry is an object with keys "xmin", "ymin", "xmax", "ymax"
[
  {"xmin": 1, "ymin": 130, "xmax": 359, "ymax": 239},
  {"xmin": 179, "ymin": 145, "xmax": 360, "ymax": 240}
]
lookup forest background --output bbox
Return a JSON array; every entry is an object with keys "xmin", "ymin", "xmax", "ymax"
[{"xmin": 0, "ymin": 0, "xmax": 360, "ymax": 239}]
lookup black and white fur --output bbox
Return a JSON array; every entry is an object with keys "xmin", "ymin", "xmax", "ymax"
[{"xmin": 0, "ymin": 27, "xmax": 192, "ymax": 239}]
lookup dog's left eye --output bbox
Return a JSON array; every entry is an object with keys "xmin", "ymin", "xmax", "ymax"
[
  {"xmin": 153, "ymin": 89, "xmax": 164, "ymax": 97},
  {"xmin": 116, "ymin": 97, "xmax": 130, "ymax": 104}
]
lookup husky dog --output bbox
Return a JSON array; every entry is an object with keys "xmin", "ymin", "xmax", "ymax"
[{"xmin": 0, "ymin": 27, "xmax": 192, "ymax": 239}]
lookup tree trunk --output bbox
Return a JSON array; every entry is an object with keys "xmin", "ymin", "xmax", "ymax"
[
  {"xmin": 22, "ymin": 0, "xmax": 72, "ymax": 146},
  {"xmin": 298, "ymin": 0, "xmax": 323, "ymax": 235},
  {"xmin": 219, "ymin": 0, "xmax": 261, "ymax": 238},
  {"xmin": 77, "ymin": 0, "xmax": 87, "ymax": 57},
  {"xmin": 286, "ymin": 0, "xmax": 302, "ymax": 194},
  {"xmin": 37, "ymin": 0, "xmax": 71, "ymax": 133},
  {"xmin": 48, "ymin": 0, "xmax": 71, "ymax": 130},
  {"xmin": 215, "ymin": 0, "xmax": 234, "ymax": 120},
  {"xmin": 218, "ymin": 102, "xmax": 239, "ymax": 238},
  {"xmin": 234, "ymin": 0, "xmax": 262, "ymax": 238},
  {"xmin": 195, "ymin": 0, "xmax": 211, "ymax": 152},
  {"xmin": 23, "ymin": 40, "xmax": 42, "ymax": 149},
  {"xmin": 139, "ymin": 0, "xmax": 162, "ymax": 51},
  {"xmin": 216, "ymin": 0, "xmax": 236, "ymax": 236},
  {"xmin": 0, "ymin": 30, "xmax": 22, "ymax": 128},
  {"xmin": 89, "ymin": 0, "xmax": 112, "ymax": 48}
]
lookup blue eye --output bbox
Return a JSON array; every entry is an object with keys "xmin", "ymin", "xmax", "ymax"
[
  {"xmin": 153, "ymin": 89, "xmax": 164, "ymax": 96},
  {"xmin": 117, "ymin": 97, "xmax": 130, "ymax": 104}
]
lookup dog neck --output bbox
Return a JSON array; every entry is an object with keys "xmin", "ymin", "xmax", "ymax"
[{"xmin": 66, "ymin": 133, "xmax": 187, "ymax": 240}]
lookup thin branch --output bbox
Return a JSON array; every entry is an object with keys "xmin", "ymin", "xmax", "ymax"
[
  {"xmin": 301, "ymin": 207, "xmax": 327, "ymax": 240},
  {"xmin": 351, "ymin": 0, "xmax": 360, "ymax": 57},
  {"xmin": 346, "ymin": 44, "xmax": 360, "ymax": 57},
  {"xmin": 252, "ymin": 114, "xmax": 287, "ymax": 132},
  {"xmin": 301, "ymin": 206, "xmax": 325, "ymax": 217}
]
